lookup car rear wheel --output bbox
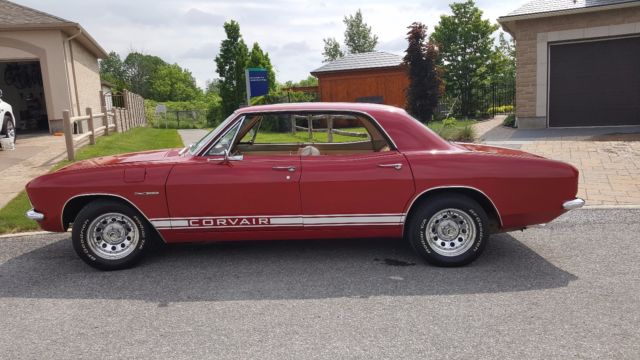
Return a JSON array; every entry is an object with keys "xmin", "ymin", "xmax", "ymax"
[
  {"xmin": 72, "ymin": 200, "xmax": 150, "ymax": 270},
  {"xmin": 406, "ymin": 194, "xmax": 489, "ymax": 267}
]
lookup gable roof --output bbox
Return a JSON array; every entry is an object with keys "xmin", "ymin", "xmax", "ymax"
[
  {"xmin": 0, "ymin": 0, "xmax": 107, "ymax": 58},
  {"xmin": 499, "ymin": 0, "xmax": 640, "ymax": 22},
  {"xmin": 311, "ymin": 52, "xmax": 403, "ymax": 75}
]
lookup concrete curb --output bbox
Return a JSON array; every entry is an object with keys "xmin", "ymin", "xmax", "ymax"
[{"xmin": 0, "ymin": 231, "xmax": 57, "ymax": 239}]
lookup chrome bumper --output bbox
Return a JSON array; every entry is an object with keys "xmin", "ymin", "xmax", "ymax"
[
  {"xmin": 563, "ymin": 198, "xmax": 585, "ymax": 210},
  {"xmin": 26, "ymin": 209, "xmax": 44, "ymax": 221}
]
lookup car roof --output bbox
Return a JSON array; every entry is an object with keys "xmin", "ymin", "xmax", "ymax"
[
  {"xmin": 236, "ymin": 102, "xmax": 406, "ymax": 115},
  {"xmin": 235, "ymin": 102, "xmax": 455, "ymax": 152}
]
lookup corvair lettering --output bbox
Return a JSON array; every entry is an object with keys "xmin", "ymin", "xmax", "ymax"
[{"xmin": 188, "ymin": 217, "xmax": 271, "ymax": 227}]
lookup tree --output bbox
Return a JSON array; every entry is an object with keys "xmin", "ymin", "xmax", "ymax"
[
  {"xmin": 321, "ymin": 9, "xmax": 378, "ymax": 62},
  {"xmin": 343, "ymin": 9, "xmax": 378, "ymax": 54},
  {"xmin": 215, "ymin": 20, "xmax": 249, "ymax": 118},
  {"xmin": 123, "ymin": 52, "xmax": 167, "ymax": 98},
  {"xmin": 488, "ymin": 32, "xmax": 516, "ymax": 84},
  {"xmin": 99, "ymin": 51, "xmax": 126, "ymax": 90},
  {"xmin": 247, "ymin": 42, "xmax": 276, "ymax": 92},
  {"xmin": 322, "ymin": 38, "xmax": 344, "ymax": 62},
  {"xmin": 430, "ymin": 0, "xmax": 498, "ymax": 116},
  {"xmin": 404, "ymin": 22, "xmax": 442, "ymax": 122},
  {"xmin": 149, "ymin": 64, "xmax": 201, "ymax": 102}
]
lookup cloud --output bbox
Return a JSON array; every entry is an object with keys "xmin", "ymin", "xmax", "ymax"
[
  {"xmin": 183, "ymin": 8, "xmax": 225, "ymax": 26},
  {"xmin": 18, "ymin": 0, "xmax": 527, "ymax": 86}
]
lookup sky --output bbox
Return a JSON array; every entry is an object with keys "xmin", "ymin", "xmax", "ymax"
[{"xmin": 20, "ymin": 0, "xmax": 529, "ymax": 88}]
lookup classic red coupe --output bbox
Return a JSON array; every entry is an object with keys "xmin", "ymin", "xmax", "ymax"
[{"xmin": 25, "ymin": 103, "xmax": 584, "ymax": 270}]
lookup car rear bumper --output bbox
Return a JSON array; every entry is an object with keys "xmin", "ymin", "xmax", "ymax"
[
  {"xmin": 26, "ymin": 209, "xmax": 44, "ymax": 221},
  {"xmin": 563, "ymin": 198, "xmax": 585, "ymax": 210}
]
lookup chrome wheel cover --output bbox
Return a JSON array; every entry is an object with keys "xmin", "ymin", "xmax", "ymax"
[
  {"xmin": 87, "ymin": 212, "xmax": 139, "ymax": 260},
  {"xmin": 425, "ymin": 208, "xmax": 476, "ymax": 257}
]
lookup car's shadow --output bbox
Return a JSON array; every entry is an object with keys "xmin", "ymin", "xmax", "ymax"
[{"xmin": 0, "ymin": 234, "xmax": 577, "ymax": 303}]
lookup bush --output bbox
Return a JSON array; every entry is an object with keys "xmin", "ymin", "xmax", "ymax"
[
  {"xmin": 503, "ymin": 114, "xmax": 516, "ymax": 128},
  {"xmin": 442, "ymin": 117, "xmax": 457, "ymax": 127},
  {"xmin": 454, "ymin": 125, "xmax": 475, "ymax": 142},
  {"xmin": 487, "ymin": 105, "xmax": 515, "ymax": 114}
]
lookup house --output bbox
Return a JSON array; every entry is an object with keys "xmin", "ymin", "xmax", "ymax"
[
  {"xmin": 0, "ymin": 0, "xmax": 107, "ymax": 133},
  {"xmin": 499, "ymin": 0, "xmax": 640, "ymax": 128},
  {"xmin": 310, "ymin": 52, "xmax": 408, "ymax": 108}
]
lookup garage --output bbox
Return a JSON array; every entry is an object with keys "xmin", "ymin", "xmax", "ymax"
[
  {"xmin": 0, "ymin": 0, "xmax": 107, "ymax": 133},
  {"xmin": 498, "ymin": 0, "xmax": 640, "ymax": 129},
  {"xmin": 0, "ymin": 60, "xmax": 48, "ymax": 132},
  {"xmin": 548, "ymin": 36, "xmax": 640, "ymax": 127}
]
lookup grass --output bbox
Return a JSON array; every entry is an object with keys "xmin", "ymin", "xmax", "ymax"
[
  {"xmin": 427, "ymin": 119, "xmax": 477, "ymax": 142},
  {"xmin": 0, "ymin": 128, "xmax": 183, "ymax": 234}
]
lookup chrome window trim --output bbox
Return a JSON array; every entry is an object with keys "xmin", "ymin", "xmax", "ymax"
[
  {"xmin": 61, "ymin": 193, "xmax": 167, "ymax": 243},
  {"xmin": 195, "ymin": 108, "xmax": 398, "ymax": 156},
  {"xmin": 199, "ymin": 115, "xmax": 246, "ymax": 157},
  {"xmin": 403, "ymin": 186, "xmax": 503, "ymax": 228}
]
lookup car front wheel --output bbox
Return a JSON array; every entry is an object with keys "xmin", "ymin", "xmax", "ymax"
[
  {"xmin": 72, "ymin": 200, "xmax": 150, "ymax": 270},
  {"xmin": 406, "ymin": 194, "xmax": 489, "ymax": 267}
]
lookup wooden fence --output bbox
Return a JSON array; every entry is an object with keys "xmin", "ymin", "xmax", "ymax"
[
  {"xmin": 62, "ymin": 89, "xmax": 146, "ymax": 161},
  {"xmin": 291, "ymin": 114, "xmax": 368, "ymax": 142}
]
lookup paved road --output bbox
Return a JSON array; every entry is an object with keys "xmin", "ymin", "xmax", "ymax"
[{"xmin": 0, "ymin": 209, "xmax": 638, "ymax": 359}]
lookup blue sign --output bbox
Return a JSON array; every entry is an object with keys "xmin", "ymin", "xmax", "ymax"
[{"xmin": 246, "ymin": 68, "xmax": 269, "ymax": 100}]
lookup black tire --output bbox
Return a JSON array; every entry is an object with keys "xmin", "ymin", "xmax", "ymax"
[
  {"xmin": 72, "ymin": 200, "xmax": 150, "ymax": 270},
  {"xmin": 406, "ymin": 194, "xmax": 489, "ymax": 267},
  {"xmin": 2, "ymin": 116, "xmax": 16, "ymax": 144}
]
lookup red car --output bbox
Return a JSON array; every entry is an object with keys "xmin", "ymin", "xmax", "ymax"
[{"xmin": 25, "ymin": 103, "xmax": 584, "ymax": 270}]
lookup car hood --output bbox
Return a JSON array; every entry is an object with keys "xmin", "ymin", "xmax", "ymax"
[
  {"xmin": 58, "ymin": 148, "xmax": 183, "ymax": 171},
  {"xmin": 456, "ymin": 143, "xmax": 545, "ymax": 159}
]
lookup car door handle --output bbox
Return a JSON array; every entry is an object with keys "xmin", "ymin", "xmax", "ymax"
[
  {"xmin": 378, "ymin": 163, "xmax": 403, "ymax": 170},
  {"xmin": 272, "ymin": 166, "xmax": 296, "ymax": 172}
]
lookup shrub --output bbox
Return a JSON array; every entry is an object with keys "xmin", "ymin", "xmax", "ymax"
[
  {"xmin": 486, "ymin": 105, "xmax": 515, "ymax": 114},
  {"xmin": 503, "ymin": 114, "xmax": 516, "ymax": 128},
  {"xmin": 454, "ymin": 125, "xmax": 475, "ymax": 142},
  {"xmin": 442, "ymin": 117, "xmax": 457, "ymax": 127}
]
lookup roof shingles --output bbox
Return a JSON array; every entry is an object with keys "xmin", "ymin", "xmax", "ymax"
[
  {"xmin": 502, "ymin": 0, "xmax": 639, "ymax": 18},
  {"xmin": 311, "ymin": 52, "xmax": 403, "ymax": 74},
  {"xmin": 0, "ymin": 0, "xmax": 73, "ymax": 26}
]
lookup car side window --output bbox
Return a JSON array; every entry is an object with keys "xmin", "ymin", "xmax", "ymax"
[
  {"xmin": 231, "ymin": 112, "xmax": 392, "ymax": 157},
  {"xmin": 207, "ymin": 120, "xmax": 242, "ymax": 156}
]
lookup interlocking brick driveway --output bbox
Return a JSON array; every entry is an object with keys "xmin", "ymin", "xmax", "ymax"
[{"xmin": 475, "ymin": 118, "xmax": 640, "ymax": 206}]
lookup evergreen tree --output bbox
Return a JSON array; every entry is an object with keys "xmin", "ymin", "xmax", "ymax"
[
  {"xmin": 215, "ymin": 20, "xmax": 249, "ymax": 117},
  {"xmin": 404, "ymin": 22, "xmax": 442, "ymax": 122}
]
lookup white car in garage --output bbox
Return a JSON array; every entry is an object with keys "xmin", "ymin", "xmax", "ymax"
[{"xmin": 0, "ymin": 89, "xmax": 17, "ymax": 149}]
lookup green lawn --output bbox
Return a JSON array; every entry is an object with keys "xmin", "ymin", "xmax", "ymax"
[
  {"xmin": 427, "ymin": 119, "xmax": 477, "ymax": 142},
  {"xmin": 0, "ymin": 128, "xmax": 183, "ymax": 234}
]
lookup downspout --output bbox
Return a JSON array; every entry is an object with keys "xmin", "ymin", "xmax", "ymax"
[{"xmin": 62, "ymin": 27, "xmax": 82, "ymax": 116}]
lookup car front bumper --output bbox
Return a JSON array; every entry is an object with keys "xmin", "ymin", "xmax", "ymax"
[
  {"xmin": 26, "ymin": 209, "xmax": 44, "ymax": 221},
  {"xmin": 563, "ymin": 198, "xmax": 585, "ymax": 210}
]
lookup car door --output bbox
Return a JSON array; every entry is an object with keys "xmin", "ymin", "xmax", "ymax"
[
  {"xmin": 164, "ymin": 118, "xmax": 302, "ymax": 233},
  {"xmin": 298, "ymin": 114, "xmax": 415, "ymax": 229},
  {"xmin": 300, "ymin": 152, "xmax": 414, "ymax": 228}
]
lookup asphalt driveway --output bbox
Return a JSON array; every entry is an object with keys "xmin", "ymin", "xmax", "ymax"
[{"xmin": 0, "ymin": 209, "xmax": 638, "ymax": 359}]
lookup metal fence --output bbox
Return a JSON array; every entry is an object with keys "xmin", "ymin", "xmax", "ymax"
[
  {"xmin": 150, "ymin": 109, "xmax": 211, "ymax": 129},
  {"xmin": 448, "ymin": 82, "xmax": 516, "ymax": 118}
]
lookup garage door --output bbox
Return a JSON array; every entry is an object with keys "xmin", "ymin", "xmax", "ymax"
[{"xmin": 548, "ymin": 36, "xmax": 640, "ymax": 127}]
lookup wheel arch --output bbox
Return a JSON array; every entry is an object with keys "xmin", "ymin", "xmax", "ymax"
[
  {"xmin": 404, "ymin": 186, "xmax": 503, "ymax": 232},
  {"xmin": 62, "ymin": 193, "xmax": 165, "ymax": 242}
]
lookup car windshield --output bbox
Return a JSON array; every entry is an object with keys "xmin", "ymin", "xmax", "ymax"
[{"xmin": 187, "ymin": 113, "xmax": 237, "ymax": 155}]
